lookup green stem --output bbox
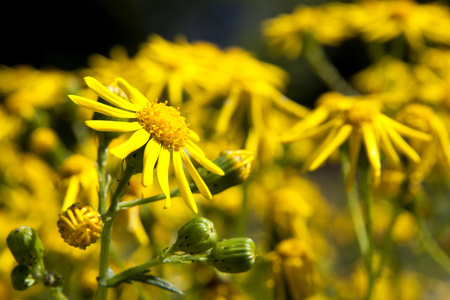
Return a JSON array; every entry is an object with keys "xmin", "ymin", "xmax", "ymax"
[
  {"xmin": 303, "ymin": 34, "xmax": 359, "ymax": 96},
  {"xmin": 340, "ymin": 150, "xmax": 370, "ymax": 265},
  {"xmin": 235, "ymin": 181, "xmax": 249, "ymax": 236},
  {"xmin": 96, "ymin": 165, "xmax": 135, "ymax": 300},
  {"xmin": 413, "ymin": 199, "xmax": 450, "ymax": 274},
  {"xmin": 97, "ymin": 134, "xmax": 109, "ymax": 215},
  {"xmin": 359, "ymin": 166, "xmax": 375, "ymax": 300},
  {"xmin": 106, "ymin": 253, "xmax": 208, "ymax": 287},
  {"xmin": 117, "ymin": 189, "xmax": 181, "ymax": 211},
  {"xmin": 48, "ymin": 288, "xmax": 69, "ymax": 300}
]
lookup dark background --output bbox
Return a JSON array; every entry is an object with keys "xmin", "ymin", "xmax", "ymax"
[{"xmin": 0, "ymin": 0, "xmax": 362, "ymax": 106}]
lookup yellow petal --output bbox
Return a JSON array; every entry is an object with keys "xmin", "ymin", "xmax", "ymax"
[
  {"xmin": 85, "ymin": 120, "xmax": 142, "ymax": 132},
  {"xmin": 173, "ymin": 151, "xmax": 198, "ymax": 213},
  {"xmin": 116, "ymin": 77, "xmax": 149, "ymax": 108},
  {"xmin": 168, "ymin": 73, "xmax": 183, "ymax": 106},
  {"xmin": 361, "ymin": 123, "xmax": 381, "ymax": 184},
  {"xmin": 69, "ymin": 95, "xmax": 136, "ymax": 119},
  {"xmin": 376, "ymin": 122, "xmax": 401, "ymax": 166},
  {"xmin": 216, "ymin": 87, "xmax": 240, "ymax": 134},
  {"xmin": 62, "ymin": 176, "xmax": 80, "ymax": 212},
  {"xmin": 142, "ymin": 139, "xmax": 161, "ymax": 186},
  {"xmin": 280, "ymin": 118, "xmax": 340, "ymax": 142},
  {"xmin": 180, "ymin": 150, "xmax": 212, "ymax": 200},
  {"xmin": 84, "ymin": 77, "xmax": 139, "ymax": 111},
  {"xmin": 186, "ymin": 143, "xmax": 225, "ymax": 175},
  {"xmin": 109, "ymin": 129, "xmax": 150, "ymax": 159},
  {"xmin": 157, "ymin": 147, "xmax": 171, "ymax": 208},
  {"xmin": 383, "ymin": 120, "xmax": 421, "ymax": 163},
  {"xmin": 382, "ymin": 115, "xmax": 431, "ymax": 141},
  {"xmin": 433, "ymin": 118, "xmax": 450, "ymax": 166},
  {"xmin": 188, "ymin": 130, "xmax": 200, "ymax": 142},
  {"xmin": 271, "ymin": 93, "xmax": 310, "ymax": 118},
  {"xmin": 304, "ymin": 123, "xmax": 353, "ymax": 171}
]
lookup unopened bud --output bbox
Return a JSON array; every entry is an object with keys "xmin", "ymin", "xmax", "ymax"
[
  {"xmin": 193, "ymin": 150, "xmax": 254, "ymax": 195},
  {"xmin": 7, "ymin": 227, "xmax": 44, "ymax": 270},
  {"xmin": 11, "ymin": 265, "xmax": 38, "ymax": 291},
  {"xmin": 207, "ymin": 237, "xmax": 256, "ymax": 273},
  {"xmin": 57, "ymin": 204, "xmax": 102, "ymax": 250},
  {"xmin": 171, "ymin": 217, "xmax": 218, "ymax": 254}
]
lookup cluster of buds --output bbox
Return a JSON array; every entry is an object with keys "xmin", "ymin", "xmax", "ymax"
[
  {"xmin": 7, "ymin": 226, "xmax": 46, "ymax": 290},
  {"xmin": 168, "ymin": 217, "xmax": 256, "ymax": 274}
]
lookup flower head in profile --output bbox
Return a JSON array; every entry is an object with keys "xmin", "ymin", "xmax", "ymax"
[
  {"xmin": 262, "ymin": 3, "xmax": 354, "ymax": 59},
  {"xmin": 281, "ymin": 93, "xmax": 431, "ymax": 189},
  {"xmin": 395, "ymin": 104, "xmax": 450, "ymax": 183},
  {"xmin": 68, "ymin": 77, "xmax": 224, "ymax": 213},
  {"xmin": 349, "ymin": 0, "xmax": 450, "ymax": 49}
]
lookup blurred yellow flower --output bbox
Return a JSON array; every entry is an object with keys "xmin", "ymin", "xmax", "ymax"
[
  {"xmin": 282, "ymin": 94, "xmax": 431, "ymax": 189},
  {"xmin": 349, "ymin": 0, "xmax": 450, "ymax": 49},
  {"xmin": 136, "ymin": 35, "xmax": 224, "ymax": 105},
  {"xmin": 267, "ymin": 238, "xmax": 316, "ymax": 300},
  {"xmin": 395, "ymin": 103, "xmax": 450, "ymax": 182},
  {"xmin": 212, "ymin": 48, "xmax": 308, "ymax": 163},
  {"xmin": 69, "ymin": 77, "xmax": 224, "ymax": 213},
  {"xmin": 262, "ymin": 3, "xmax": 354, "ymax": 59},
  {"xmin": 0, "ymin": 65, "xmax": 75, "ymax": 119}
]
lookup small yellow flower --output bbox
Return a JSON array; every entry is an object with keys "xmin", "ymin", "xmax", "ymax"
[
  {"xmin": 69, "ymin": 77, "xmax": 224, "ymax": 213},
  {"xmin": 395, "ymin": 103, "xmax": 450, "ymax": 182},
  {"xmin": 282, "ymin": 94, "xmax": 431, "ymax": 189},
  {"xmin": 57, "ymin": 204, "xmax": 102, "ymax": 250}
]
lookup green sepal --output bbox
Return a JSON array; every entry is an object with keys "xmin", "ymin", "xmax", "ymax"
[
  {"xmin": 7, "ymin": 226, "xmax": 45, "ymax": 271},
  {"xmin": 170, "ymin": 217, "xmax": 218, "ymax": 254},
  {"xmin": 207, "ymin": 237, "xmax": 256, "ymax": 273},
  {"xmin": 11, "ymin": 265, "xmax": 38, "ymax": 291}
]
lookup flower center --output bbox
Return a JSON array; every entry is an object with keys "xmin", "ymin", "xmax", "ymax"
[
  {"xmin": 345, "ymin": 101, "xmax": 379, "ymax": 126},
  {"xmin": 136, "ymin": 101, "xmax": 190, "ymax": 150}
]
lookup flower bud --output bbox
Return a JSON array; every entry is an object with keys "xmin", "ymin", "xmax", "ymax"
[
  {"xmin": 11, "ymin": 265, "xmax": 38, "ymax": 291},
  {"xmin": 193, "ymin": 150, "xmax": 255, "ymax": 195},
  {"xmin": 207, "ymin": 237, "xmax": 256, "ymax": 273},
  {"xmin": 171, "ymin": 217, "xmax": 218, "ymax": 254},
  {"xmin": 57, "ymin": 204, "xmax": 102, "ymax": 250},
  {"xmin": 7, "ymin": 226, "xmax": 44, "ymax": 269}
]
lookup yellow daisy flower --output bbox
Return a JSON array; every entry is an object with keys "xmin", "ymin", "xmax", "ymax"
[
  {"xmin": 282, "ymin": 93, "xmax": 431, "ymax": 189},
  {"xmin": 68, "ymin": 76, "xmax": 224, "ymax": 213}
]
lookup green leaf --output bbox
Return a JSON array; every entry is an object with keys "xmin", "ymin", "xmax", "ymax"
[{"xmin": 131, "ymin": 274, "xmax": 184, "ymax": 295}]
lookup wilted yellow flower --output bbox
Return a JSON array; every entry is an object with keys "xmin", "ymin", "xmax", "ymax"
[
  {"xmin": 262, "ymin": 3, "xmax": 354, "ymax": 59},
  {"xmin": 395, "ymin": 103, "xmax": 450, "ymax": 182},
  {"xmin": 349, "ymin": 0, "xmax": 450, "ymax": 49},
  {"xmin": 58, "ymin": 204, "xmax": 102, "ymax": 250},
  {"xmin": 282, "ymin": 94, "xmax": 431, "ymax": 189},
  {"xmin": 69, "ymin": 77, "xmax": 224, "ymax": 213}
]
